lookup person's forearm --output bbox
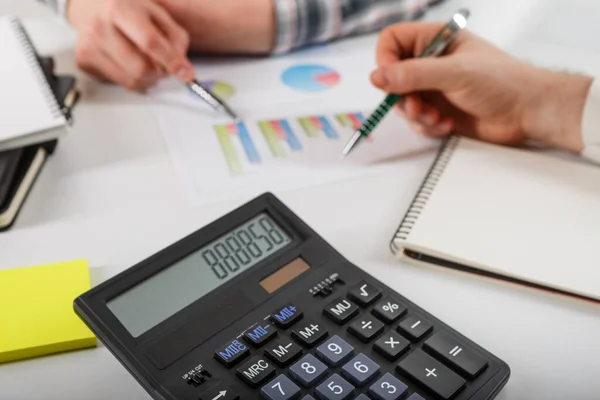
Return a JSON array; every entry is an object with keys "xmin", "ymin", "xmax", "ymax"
[
  {"xmin": 161, "ymin": 0, "xmax": 275, "ymax": 54},
  {"xmin": 522, "ymin": 69, "xmax": 593, "ymax": 153}
]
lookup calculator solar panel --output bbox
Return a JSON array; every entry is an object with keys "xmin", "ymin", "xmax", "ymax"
[{"xmin": 74, "ymin": 193, "xmax": 510, "ymax": 400}]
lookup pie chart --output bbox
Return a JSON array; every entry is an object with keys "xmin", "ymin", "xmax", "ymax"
[{"xmin": 281, "ymin": 64, "xmax": 341, "ymax": 92}]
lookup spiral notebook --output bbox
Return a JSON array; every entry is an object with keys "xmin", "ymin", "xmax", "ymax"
[
  {"xmin": 0, "ymin": 15, "xmax": 69, "ymax": 152},
  {"xmin": 390, "ymin": 136, "xmax": 600, "ymax": 303}
]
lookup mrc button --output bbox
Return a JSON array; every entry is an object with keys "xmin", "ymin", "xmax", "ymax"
[
  {"xmin": 236, "ymin": 356, "xmax": 276, "ymax": 387},
  {"xmin": 214, "ymin": 338, "xmax": 250, "ymax": 368}
]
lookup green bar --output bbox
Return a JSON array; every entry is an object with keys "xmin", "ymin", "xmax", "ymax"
[
  {"xmin": 299, "ymin": 117, "xmax": 319, "ymax": 138},
  {"xmin": 258, "ymin": 121, "xmax": 286, "ymax": 157},
  {"xmin": 336, "ymin": 114, "xmax": 353, "ymax": 128},
  {"xmin": 215, "ymin": 125, "xmax": 243, "ymax": 174}
]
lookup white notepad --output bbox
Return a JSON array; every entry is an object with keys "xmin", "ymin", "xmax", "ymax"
[
  {"xmin": 390, "ymin": 136, "xmax": 600, "ymax": 302},
  {"xmin": 0, "ymin": 16, "xmax": 68, "ymax": 151}
]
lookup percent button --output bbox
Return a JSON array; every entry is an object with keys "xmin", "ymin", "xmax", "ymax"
[{"xmin": 372, "ymin": 298, "xmax": 407, "ymax": 324}]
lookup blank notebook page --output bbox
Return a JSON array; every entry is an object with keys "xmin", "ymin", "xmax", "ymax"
[
  {"xmin": 405, "ymin": 137, "xmax": 600, "ymax": 300},
  {"xmin": 0, "ymin": 17, "xmax": 64, "ymax": 142}
]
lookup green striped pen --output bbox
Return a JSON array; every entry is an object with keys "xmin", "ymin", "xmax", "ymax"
[{"xmin": 342, "ymin": 9, "xmax": 470, "ymax": 157}]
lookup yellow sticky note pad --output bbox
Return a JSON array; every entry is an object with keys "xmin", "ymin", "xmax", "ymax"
[{"xmin": 0, "ymin": 259, "xmax": 97, "ymax": 364}]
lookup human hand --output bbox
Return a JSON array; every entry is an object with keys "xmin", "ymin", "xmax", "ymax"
[
  {"xmin": 68, "ymin": 0, "xmax": 194, "ymax": 91},
  {"xmin": 370, "ymin": 22, "xmax": 593, "ymax": 153}
]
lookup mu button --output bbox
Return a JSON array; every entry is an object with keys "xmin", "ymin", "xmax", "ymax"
[{"xmin": 236, "ymin": 356, "xmax": 276, "ymax": 388}]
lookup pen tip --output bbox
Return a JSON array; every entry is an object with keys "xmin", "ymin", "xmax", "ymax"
[{"xmin": 342, "ymin": 131, "xmax": 363, "ymax": 157}]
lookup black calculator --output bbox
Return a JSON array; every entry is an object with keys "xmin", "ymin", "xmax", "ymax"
[{"xmin": 74, "ymin": 193, "xmax": 510, "ymax": 400}]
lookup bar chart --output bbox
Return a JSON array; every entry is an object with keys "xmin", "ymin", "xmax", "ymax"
[
  {"xmin": 258, "ymin": 119, "xmax": 303, "ymax": 157},
  {"xmin": 298, "ymin": 116, "xmax": 339, "ymax": 139},
  {"xmin": 336, "ymin": 112, "xmax": 366, "ymax": 129},
  {"xmin": 214, "ymin": 122, "xmax": 261, "ymax": 174}
]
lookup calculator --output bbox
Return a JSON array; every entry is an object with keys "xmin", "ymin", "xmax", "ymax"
[{"xmin": 74, "ymin": 193, "xmax": 510, "ymax": 400}]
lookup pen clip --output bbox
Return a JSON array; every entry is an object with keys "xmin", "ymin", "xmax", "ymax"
[{"xmin": 420, "ymin": 9, "xmax": 470, "ymax": 58}]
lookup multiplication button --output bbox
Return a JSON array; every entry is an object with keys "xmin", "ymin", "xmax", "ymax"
[{"xmin": 373, "ymin": 332, "xmax": 410, "ymax": 361}]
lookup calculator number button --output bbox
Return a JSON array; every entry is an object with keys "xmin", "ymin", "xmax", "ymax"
[
  {"xmin": 371, "ymin": 298, "xmax": 406, "ymax": 324},
  {"xmin": 244, "ymin": 323, "xmax": 278, "ymax": 347},
  {"xmin": 373, "ymin": 331, "xmax": 410, "ymax": 361},
  {"xmin": 348, "ymin": 281, "xmax": 382, "ymax": 306},
  {"xmin": 406, "ymin": 394, "xmax": 425, "ymax": 400},
  {"xmin": 199, "ymin": 382, "xmax": 240, "ymax": 400},
  {"xmin": 301, "ymin": 396, "xmax": 316, "ymax": 400},
  {"xmin": 368, "ymin": 373, "xmax": 407, "ymax": 400},
  {"xmin": 236, "ymin": 356, "xmax": 276, "ymax": 388},
  {"xmin": 316, "ymin": 373, "xmax": 355, "ymax": 400},
  {"xmin": 348, "ymin": 317, "xmax": 384, "ymax": 343},
  {"xmin": 397, "ymin": 315, "xmax": 432, "ymax": 341},
  {"xmin": 289, "ymin": 354, "xmax": 328, "ymax": 387},
  {"xmin": 423, "ymin": 331, "xmax": 488, "ymax": 379},
  {"xmin": 324, "ymin": 298, "xmax": 359, "ymax": 324},
  {"xmin": 341, "ymin": 353, "xmax": 380, "ymax": 387},
  {"xmin": 265, "ymin": 338, "xmax": 303, "ymax": 367},
  {"xmin": 316, "ymin": 335, "xmax": 354, "ymax": 366},
  {"xmin": 261, "ymin": 374, "xmax": 301, "ymax": 400},
  {"xmin": 354, "ymin": 395, "xmax": 371, "ymax": 400},
  {"xmin": 397, "ymin": 349, "xmax": 466, "ymax": 400},
  {"xmin": 214, "ymin": 338, "xmax": 250, "ymax": 368},
  {"xmin": 271, "ymin": 304, "xmax": 303, "ymax": 328}
]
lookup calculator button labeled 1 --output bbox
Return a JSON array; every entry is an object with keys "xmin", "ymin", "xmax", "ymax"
[
  {"xmin": 368, "ymin": 372, "xmax": 408, "ymax": 400},
  {"xmin": 373, "ymin": 331, "xmax": 410, "ymax": 361},
  {"xmin": 371, "ymin": 298, "xmax": 407, "ymax": 324},
  {"xmin": 289, "ymin": 354, "xmax": 328, "ymax": 387},
  {"xmin": 341, "ymin": 353, "xmax": 380, "ymax": 387},
  {"xmin": 348, "ymin": 281, "xmax": 382, "ymax": 306},
  {"xmin": 348, "ymin": 317, "xmax": 384, "ymax": 343},
  {"xmin": 397, "ymin": 315, "xmax": 432, "ymax": 341},
  {"xmin": 316, "ymin": 335, "xmax": 354, "ymax": 366},
  {"xmin": 265, "ymin": 337, "xmax": 303, "ymax": 367},
  {"xmin": 324, "ymin": 298, "xmax": 359, "ymax": 324},
  {"xmin": 271, "ymin": 304, "xmax": 303, "ymax": 328},
  {"xmin": 244, "ymin": 322, "xmax": 278, "ymax": 347},
  {"xmin": 199, "ymin": 382, "xmax": 240, "ymax": 400},
  {"xmin": 214, "ymin": 338, "xmax": 250, "ymax": 367},
  {"xmin": 397, "ymin": 349, "xmax": 466, "ymax": 400},
  {"xmin": 316, "ymin": 373, "xmax": 355, "ymax": 400},
  {"xmin": 261, "ymin": 375, "xmax": 301, "ymax": 400},
  {"xmin": 236, "ymin": 355, "xmax": 276, "ymax": 388},
  {"xmin": 292, "ymin": 320, "xmax": 328, "ymax": 347},
  {"xmin": 423, "ymin": 331, "xmax": 488, "ymax": 379}
]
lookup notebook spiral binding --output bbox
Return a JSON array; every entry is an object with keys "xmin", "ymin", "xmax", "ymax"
[
  {"xmin": 8, "ymin": 16, "xmax": 63, "ymax": 120},
  {"xmin": 390, "ymin": 135, "xmax": 460, "ymax": 254}
]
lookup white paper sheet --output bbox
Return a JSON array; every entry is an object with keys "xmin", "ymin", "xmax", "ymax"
[{"xmin": 150, "ymin": 36, "xmax": 439, "ymax": 204}]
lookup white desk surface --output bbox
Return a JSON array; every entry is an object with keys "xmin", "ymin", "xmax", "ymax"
[{"xmin": 1, "ymin": 0, "xmax": 599, "ymax": 399}]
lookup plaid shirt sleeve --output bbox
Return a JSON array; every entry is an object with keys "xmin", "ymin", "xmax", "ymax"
[{"xmin": 272, "ymin": 0, "xmax": 442, "ymax": 54}]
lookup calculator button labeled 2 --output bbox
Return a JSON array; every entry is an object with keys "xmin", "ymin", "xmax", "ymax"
[
  {"xmin": 261, "ymin": 375, "xmax": 301, "ymax": 400},
  {"xmin": 316, "ymin": 335, "xmax": 354, "ymax": 366},
  {"xmin": 289, "ymin": 354, "xmax": 328, "ymax": 387},
  {"xmin": 316, "ymin": 373, "xmax": 355, "ymax": 400},
  {"xmin": 348, "ymin": 281, "xmax": 382, "ymax": 306}
]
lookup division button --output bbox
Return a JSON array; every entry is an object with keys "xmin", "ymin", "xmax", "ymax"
[{"xmin": 348, "ymin": 317, "xmax": 384, "ymax": 343}]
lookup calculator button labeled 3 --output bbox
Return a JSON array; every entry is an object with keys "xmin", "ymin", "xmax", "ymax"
[
  {"xmin": 316, "ymin": 335, "xmax": 354, "ymax": 366},
  {"xmin": 368, "ymin": 373, "xmax": 408, "ymax": 400},
  {"xmin": 261, "ymin": 374, "xmax": 301, "ymax": 400}
]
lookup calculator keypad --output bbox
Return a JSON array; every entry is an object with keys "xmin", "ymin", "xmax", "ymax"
[
  {"xmin": 316, "ymin": 336, "xmax": 354, "ymax": 366},
  {"xmin": 315, "ymin": 373, "xmax": 355, "ymax": 400},
  {"xmin": 289, "ymin": 354, "xmax": 328, "ymax": 387},
  {"xmin": 209, "ymin": 279, "xmax": 502, "ymax": 400}
]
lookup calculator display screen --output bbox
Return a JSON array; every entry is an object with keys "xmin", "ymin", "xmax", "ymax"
[{"xmin": 107, "ymin": 213, "xmax": 291, "ymax": 337}]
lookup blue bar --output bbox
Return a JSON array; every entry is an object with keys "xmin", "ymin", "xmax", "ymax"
[
  {"xmin": 279, "ymin": 120, "xmax": 302, "ymax": 151},
  {"xmin": 236, "ymin": 122, "xmax": 261, "ymax": 164},
  {"xmin": 318, "ymin": 116, "xmax": 339, "ymax": 139},
  {"xmin": 355, "ymin": 112, "xmax": 366, "ymax": 122}
]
